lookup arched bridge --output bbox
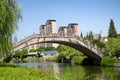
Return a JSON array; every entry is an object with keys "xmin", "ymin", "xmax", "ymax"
[{"xmin": 14, "ymin": 34, "xmax": 105, "ymax": 61}]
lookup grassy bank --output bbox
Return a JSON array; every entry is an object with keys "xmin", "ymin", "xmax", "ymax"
[
  {"xmin": 101, "ymin": 56, "xmax": 117, "ymax": 67},
  {"xmin": 0, "ymin": 63, "xmax": 57, "ymax": 80}
]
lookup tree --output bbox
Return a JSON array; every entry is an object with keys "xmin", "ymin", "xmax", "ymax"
[
  {"xmin": 85, "ymin": 33, "xmax": 89, "ymax": 40},
  {"xmin": 98, "ymin": 34, "xmax": 101, "ymax": 41},
  {"xmin": 85, "ymin": 31, "xmax": 94, "ymax": 42},
  {"xmin": 36, "ymin": 48, "xmax": 44, "ymax": 58},
  {"xmin": 0, "ymin": 0, "xmax": 21, "ymax": 60},
  {"xmin": 108, "ymin": 19, "xmax": 117, "ymax": 38},
  {"xmin": 105, "ymin": 36, "xmax": 120, "ymax": 57},
  {"xmin": 92, "ymin": 33, "xmax": 105, "ymax": 48},
  {"xmin": 29, "ymin": 49, "xmax": 37, "ymax": 52},
  {"xmin": 89, "ymin": 31, "xmax": 94, "ymax": 42},
  {"xmin": 57, "ymin": 45, "xmax": 85, "ymax": 64},
  {"xmin": 14, "ymin": 49, "xmax": 27, "ymax": 60},
  {"xmin": 80, "ymin": 32, "xmax": 83, "ymax": 38},
  {"xmin": 92, "ymin": 39, "xmax": 105, "ymax": 48}
]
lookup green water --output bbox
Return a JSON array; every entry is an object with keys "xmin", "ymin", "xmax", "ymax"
[{"xmin": 15, "ymin": 62, "xmax": 120, "ymax": 80}]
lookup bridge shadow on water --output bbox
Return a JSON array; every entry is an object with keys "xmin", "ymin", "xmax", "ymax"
[{"xmin": 81, "ymin": 57, "xmax": 101, "ymax": 65}]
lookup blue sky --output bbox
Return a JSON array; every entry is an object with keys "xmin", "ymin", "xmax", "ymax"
[{"xmin": 16, "ymin": 0, "xmax": 120, "ymax": 41}]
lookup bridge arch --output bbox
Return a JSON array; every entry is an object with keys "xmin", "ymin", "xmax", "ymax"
[
  {"xmin": 30, "ymin": 39, "xmax": 103, "ymax": 61},
  {"xmin": 14, "ymin": 35, "xmax": 104, "ymax": 62}
]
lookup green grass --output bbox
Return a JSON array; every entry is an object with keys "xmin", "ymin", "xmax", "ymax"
[
  {"xmin": 0, "ymin": 62, "xmax": 16, "ymax": 67},
  {"xmin": 0, "ymin": 63, "xmax": 58, "ymax": 80}
]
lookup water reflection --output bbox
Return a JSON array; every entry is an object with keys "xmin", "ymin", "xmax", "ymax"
[
  {"xmin": 82, "ymin": 66, "xmax": 102, "ymax": 80},
  {"xmin": 13, "ymin": 62, "xmax": 120, "ymax": 80},
  {"xmin": 101, "ymin": 67, "xmax": 120, "ymax": 80}
]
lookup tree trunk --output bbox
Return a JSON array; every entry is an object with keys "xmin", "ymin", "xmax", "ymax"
[{"xmin": 61, "ymin": 58, "xmax": 64, "ymax": 63}]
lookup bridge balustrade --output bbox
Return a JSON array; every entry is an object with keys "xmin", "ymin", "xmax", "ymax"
[{"xmin": 74, "ymin": 37, "xmax": 104, "ymax": 57}]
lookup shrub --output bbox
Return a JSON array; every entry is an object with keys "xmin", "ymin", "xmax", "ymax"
[
  {"xmin": 72, "ymin": 56, "xmax": 86, "ymax": 64},
  {"xmin": 101, "ymin": 56, "xmax": 117, "ymax": 66}
]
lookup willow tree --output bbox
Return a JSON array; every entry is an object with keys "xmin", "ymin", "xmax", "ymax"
[{"xmin": 0, "ymin": 0, "xmax": 22, "ymax": 60}]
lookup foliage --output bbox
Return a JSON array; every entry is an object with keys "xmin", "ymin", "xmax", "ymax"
[
  {"xmin": 3, "ymin": 54, "xmax": 13, "ymax": 62},
  {"xmin": 57, "ymin": 51, "xmax": 66, "ymax": 63},
  {"xmin": 57, "ymin": 45, "xmax": 86, "ymax": 64},
  {"xmin": 84, "ymin": 31, "xmax": 105, "ymax": 48},
  {"xmin": 98, "ymin": 34, "xmax": 101, "ymax": 40},
  {"xmin": 36, "ymin": 48, "xmax": 44, "ymax": 52},
  {"xmin": 101, "ymin": 56, "xmax": 117, "ymax": 66},
  {"xmin": 0, "ymin": 0, "xmax": 22, "ymax": 59},
  {"xmin": 57, "ymin": 45, "xmax": 75, "ymax": 63},
  {"xmin": 92, "ymin": 39, "xmax": 105, "ymax": 48},
  {"xmin": 29, "ymin": 49, "xmax": 37, "ymax": 52},
  {"xmin": 80, "ymin": 32, "xmax": 83, "ymax": 38},
  {"xmin": 84, "ymin": 31, "xmax": 94, "ymax": 43},
  {"xmin": 44, "ymin": 47, "xmax": 57, "ymax": 51},
  {"xmin": 29, "ymin": 47, "xmax": 56, "ymax": 52},
  {"xmin": 0, "ymin": 62, "xmax": 16, "ymax": 67},
  {"xmin": 44, "ymin": 56, "xmax": 58, "ymax": 62},
  {"xmin": 108, "ymin": 19, "xmax": 117, "ymax": 38},
  {"xmin": 28, "ymin": 47, "xmax": 57, "ymax": 58},
  {"xmin": 72, "ymin": 55, "xmax": 86, "ymax": 64},
  {"xmin": 14, "ymin": 49, "xmax": 27, "ymax": 59},
  {"xmin": 0, "ymin": 66, "xmax": 57, "ymax": 80},
  {"xmin": 105, "ymin": 37, "xmax": 120, "ymax": 56}
]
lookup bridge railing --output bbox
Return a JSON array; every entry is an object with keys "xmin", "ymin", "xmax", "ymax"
[{"xmin": 74, "ymin": 37, "xmax": 104, "ymax": 57}]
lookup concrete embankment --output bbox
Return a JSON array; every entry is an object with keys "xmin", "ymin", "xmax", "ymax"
[{"xmin": 114, "ymin": 61, "xmax": 120, "ymax": 67}]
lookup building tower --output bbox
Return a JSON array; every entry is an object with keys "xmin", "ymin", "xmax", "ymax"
[
  {"xmin": 46, "ymin": 20, "xmax": 57, "ymax": 36},
  {"xmin": 40, "ymin": 25, "xmax": 46, "ymax": 36},
  {"xmin": 39, "ymin": 19, "xmax": 58, "ymax": 48},
  {"xmin": 67, "ymin": 23, "xmax": 78, "ymax": 37},
  {"xmin": 58, "ymin": 26, "xmax": 67, "ymax": 36}
]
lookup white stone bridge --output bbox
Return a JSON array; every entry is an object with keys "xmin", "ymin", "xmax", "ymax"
[{"xmin": 14, "ymin": 34, "xmax": 105, "ymax": 61}]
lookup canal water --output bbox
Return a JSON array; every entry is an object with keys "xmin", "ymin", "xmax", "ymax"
[{"xmin": 13, "ymin": 62, "xmax": 120, "ymax": 80}]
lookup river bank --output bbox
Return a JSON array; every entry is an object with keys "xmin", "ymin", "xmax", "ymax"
[
  {"xmin": 12, "ymin": 55, "xmax": 120, "ymax": 67},
  {"xmin": 0, "ymin": 62, "xmax": 57, "ymax": 80},
  {"xmin": 1, "ymin": 61, "xmax": 120, "ymax": 80},
  {"xmin": 12, "ymin": 61, "xmax": 120, "ymax": 80}
]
